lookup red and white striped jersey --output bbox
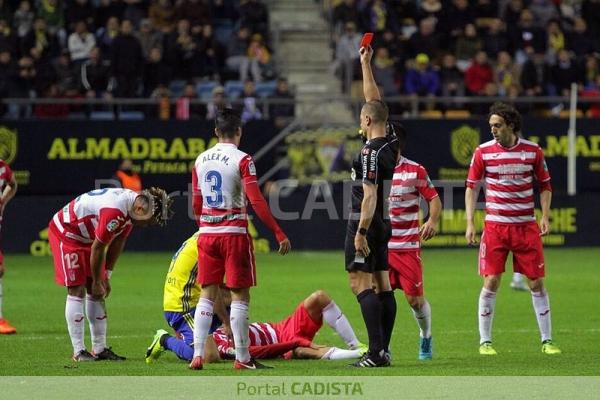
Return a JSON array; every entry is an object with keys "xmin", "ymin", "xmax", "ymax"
[
  {"xmin": 50, "ymin": 188, "xmax": 136, "ymax": 245},
  {"xmin": 0, "ymin": 160, "xmax": 13, "ymax": 192},
  {"xmin": 466, "ymin": 138, "xmax": 551, "ymax": 224},
  {"xmin": 388, "ymin": 157, "xmax": 439, "ymax": 251},
  {"xmin": 192, "ymin": 143, "xmax": 257, "ymax": 235},
  {"xmin": 213, "ymin": 322, "xmax": 278, "ymax": 355}
]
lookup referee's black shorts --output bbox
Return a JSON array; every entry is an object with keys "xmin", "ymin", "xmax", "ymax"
[{"xmin": 344, "ymin": 221, "xmax": 390, "ymax": 273}]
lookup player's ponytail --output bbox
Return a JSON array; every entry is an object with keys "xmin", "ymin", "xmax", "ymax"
[{"xmin": 139, "ymin": 187, "xmax": 174, "ymax": 226}]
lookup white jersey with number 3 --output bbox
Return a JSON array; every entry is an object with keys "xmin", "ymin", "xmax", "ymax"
[{"xmin": 193, "ymin": 143, "xmax": 257, "ymax": 235}]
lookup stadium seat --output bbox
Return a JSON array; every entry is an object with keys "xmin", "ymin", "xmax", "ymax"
[
  {"xmin": 119, "ymin": 111, "xmax": 145, "ymax": 120},
  {"xmin": 445, "ymin": 109, "xmax": 471, "ymax": 118},
  {"xmin": 420, "ymin": 110, "xmax": 443, "ymax": 118},
  {"xmin": 255, "ymin": 80, "xmax": 277, "ymax": 98},
  {"xmin": 169, "ymin": 80, "xmax": 187, "ymax": 97},
  {"xmin": 224, "ymin": 80, "xmax": 245, "ymax": 100},
  {"xmin": 90, "ymin": 111, "xmax": 116, "ymax": 120},
  {"xmin": 196, "ymin": 81, "xmax": 219, "ymax": 100}
]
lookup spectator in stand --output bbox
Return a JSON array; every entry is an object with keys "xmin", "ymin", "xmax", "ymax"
[
  {"xmin": 68, "ymin": 21, "xmax": 96, "ymax": 65},
  {"xmin": 67, "ymin": 0, "xmax": 96, "ymax": 32},
  {"xmin": 583, "ymin": 55, "xmax": 599, "ymax": 90},
  {"xmin": 172, "ymin": 20, "xmax": 198, "ymax": 80},
  {"xmin": 136, "ymin": 18, "xmax": 162, "ymax": 60},
  {"xmin": 112, "ymin": 159, "xmax": 142, "ymax": 192},
  {"xmin": 483, "ymin": 18, "xmax": 509, "ymax": 59},
  {"xmin": 6, "ymin": 56, "xmax": 37, "ymax": 118},
  {"xmin": 177, "ymin": 82, "xmax": 206, "ymax": 119},
  {"xmin": 240, "ymin": 79, "xmax": 262, "ymax": 122},
  {"xmin": 567, "ymin": 18, "xmax": 597, "ymax": 59},
  {"xmin": 21, "ymin": 17, "xmax": 60, "ymax": 64},
  {"xmin": 34, "ymin": 82, "xmax": 69, "ymax": 118},
  {"xmin": 582, "ymin": 0, "xmax": 600, "ymax": 38},
  {"xmin": 96, "ymin": 16, "xmax": 120, "ymax": 55},
  {"xmin": 0, "ymin": 50, "xmax": 13, "ymax": 115},
  {"xmin": 408, "ymin": 17, "xmax": 442, "ymax": 59},
  {"xmin": 225, "ymin": 26, "xmax": 250, "ymax": 79},
  {"xmin": 465, "ymin": 50, "xmax": 494, "ymax": 95},
  {"xmin": 38, "ymin": 0, "xmax": 66, "ymax": 42},
  {"xmin": 122, "ymin": 0, "xmax": 146, "ymax": 28},
  {"xmin": 211, "ymin": 0, "xmax": 238, "ymax": 25},
  {"xmin": 580, "ymin": 74, "xmax": 600, "ymax": 117},
  {"xmin": 95, "ymin": 0, "xmax": 125, "ymax": 30},
  {"xmin": 547, "ymin": 49, "xmax": 580, "ymax": 97},
  {"xmin": 13, "ymin": 0, "xmax": 33, "ymax": 38},
  {"xmin": 268, "ymin": 77, "xmax": 295, "ymax": 128},
  {"xmin": 545, "ymin": 19, "xmax": 565, "ymax": 65},
  {"xmin": 502, "ymin": 0, "xmax": 525, "ymax": 28},
  {"xmin": 455, "ymin": 23, "xmax": 483, "ymax": 71},
  {"xmin": 473, "ymin": 0, "xmax": 498, "ymax": 29},
  {"xmin": 239, "ymin": 0, "xmax": 269, "ymax": 37},
  {"xmin": 364, "ymin": 0, "xmax": 395, "ymax": 34},
  {"xmin": 175, "ymin": 0, "xmax": 212, "ymax": 28},
  {"xmin": 511, "ymin": 9, "xmax": 547, "ymax": 64},
  {"xmin": 372, "ymin": 47, "xmax": 398, "ymax": 96},
  {"xmin": 520, "ymin": 46, "xmax": 548, "ymax": 97},
  {"xmin": 197, "ymin": 24, "xmax": 222, "ymax": 80},
  {"xmin": 404, "ymin": 53, "xmax": 440, "ymax": 97},
  {"xmin": 440, "ymin": 53, "xmax": 465, "ymax": 104},
  {"xmin": 495, "ymin": 51, "xmax": 520, "ymax": 96},
  {"xmin": 240, "ymin": 33, "xmax": 271, "ymax": 82},
  {"xmin": 206, "ymin": 84, "xmax": 230, "ymax": 119},
  {"xmin": 417, "ymin": 0, "xmax": 443, "ymax": 23},
  {"xmin": 332, "ymin": 0, "xmax": 361, "ymax": 34},
  {"xmin": 0, "ymin": 18, "xmax": 18, "ymax": 56},
  {"xmin": 149, "ymin": 0, "xmax": 175, "ymax": 33},
  {"xmin": 440, "ymin": 0, "xmax": 475, "ymax": 47},
  {"xmin": 81, "ymin": 46, "xmax": 113, "ymax": 98},
  {"xmin": 529, "ymin": 0, "xmax": 559, "ymax": 29},
  {"xmin": 143, "ymin": 46, "xmax": 171, "ymax": 96},
  {"xmin": 53, "ymin": 49, "xmax": 80, "ymax": 96},
  {"xmin": 333, "ymin": 21, "xmax": 361, "ymax": 91},
  {"xmin": 111, "ymin": 19, "xmax": 143, "ymax": 97}
]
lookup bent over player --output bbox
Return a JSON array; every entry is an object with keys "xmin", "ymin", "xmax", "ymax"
[
  {"xmin": 190, "ymin": 108, "xmax": 291, "ymax": 370},
  {"xmin": 0, "ymin": 159, "xmax": 17, "ymax": 334},
  {"xmin": 465, "ymin": 102, "xmax": 561, "ymax": 355},
  {"xmin": 49, "ymin": 187, "xmax": 172, "ymax": 361}
]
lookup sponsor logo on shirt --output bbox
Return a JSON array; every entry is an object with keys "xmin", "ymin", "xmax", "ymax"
[{"xmin": 248, "ymin": 160, "xmax": 256, "ymax": 176}]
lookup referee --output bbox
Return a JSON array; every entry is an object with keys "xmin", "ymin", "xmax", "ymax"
[{"xmin": 345, "ymin": 45, "xmax": 399, "ymax": 367}]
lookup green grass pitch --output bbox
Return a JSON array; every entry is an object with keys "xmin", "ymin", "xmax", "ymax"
[{"xmin": 0, "ymin": 248, "xmax": 599, "ymax": 376}]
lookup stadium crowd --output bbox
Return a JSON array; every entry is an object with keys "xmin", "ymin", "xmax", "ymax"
[
  {"xmin": 0, "ymin": 0, "xmax": 297, "ymax": 119},
  {"xmin": 329, "ymin": 0, "xmax": 600, "ymax": 115}
]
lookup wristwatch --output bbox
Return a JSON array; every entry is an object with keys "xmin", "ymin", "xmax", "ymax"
[{"xmin": 358, "ymin": 227, "xmax": 368, "ymax": 236}]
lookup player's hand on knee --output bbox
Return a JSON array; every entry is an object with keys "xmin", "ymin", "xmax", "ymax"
[
  {"xmin": 91, "ymin": 280, "xmax": 106, "ymax": 299},
  {"xmin": 278, "ymin": 238, "xmax": 291, "ymax": 255}
]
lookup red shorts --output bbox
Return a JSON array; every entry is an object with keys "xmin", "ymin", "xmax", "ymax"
[
  {"xmin": 388, "ymin": 250, "xmax": 424, "ymax": 296},
  {"xmin": 49, "ymin": 224, "xmax": 106, "ymax": 287},
  {"xmin": 196, "ymin": 234, "xmax": 256, "ymax": 288},
  {"xmin": 479, "ymin": 222, "xmax": 545, "ymax": 279},
  {"xmin": 272, "ymin": 302, "xmax": 323, "ymax": 343}
]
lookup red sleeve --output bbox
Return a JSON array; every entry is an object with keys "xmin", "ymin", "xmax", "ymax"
[
  {"xmin": 466, "ymin": 147, "xmax": 484, "ymax": 188},
  {"xmin": 96, "ymin": 208, "xmax": 128, "ymax": 244},
  {"xmin": 191, "ymin": 167, "xmax": 203, "ymax": 227},
  {"xmin": 240, "ymin": 156, "xmax": 287, "ymax": 243},
  {"xmin": 416, "ymin": 166, "xmax": 439, "ymax": 201},
  {"xmin": 2, "ymin": 162, "xmax": 13, "ymax": 181},
  {"xmin": 249, "ymin": 341, "xmax": 301, "ymax": 359},
  {"xmin": 534, "ymin": 147, "xmax": 552, "ymax": 192}
]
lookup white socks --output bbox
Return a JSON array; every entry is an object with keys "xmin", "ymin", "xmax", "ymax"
[
  {"xmin": 85, "ymin": 295, "xmax": 107, "ymax": 354},
  {"xmin": 478, "ymin": 288, "xmax": 497, "ymax": 344},
  {"xmin": 411, "ymin": 300, "xmax": 432, "ymax": 338},
  {"xmin": 531, "ymin": 289, "xmax": 552, "ymax": 342},
  {"xmin": 321, "ymin": 347, "xmax": 362, "ymax": 360},
  {"xmin": 230, "ymin": 300, "xmax": 251, "ymax": 363},
  {"xmin": 193, "ymin": 298, "xmax": 214, "ymax": 358},
  {"xmin": 322, "ymin": 301, "xmax": 360, "ymax": 349},
  {"xmin": 0, "ymin": 278, "xmax": 4, "ymax": 319},
  {"xmin": 65, "ymin": 295, "xmax": 85, "ymax": 354}
]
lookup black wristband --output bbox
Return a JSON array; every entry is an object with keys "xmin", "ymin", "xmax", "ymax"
[{"xmin": 358, "ymin": 227, "xmax": 368, "ymax": 236}]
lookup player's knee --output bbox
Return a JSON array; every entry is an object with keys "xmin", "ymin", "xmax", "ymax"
[
  {"xmin": 406, "ymin": 295, "xmax": 422, "ymax": 309},
  {"xmin": 311, "ymin": 290, "xmax": 331, "ymax": 308},
  {"xmin": 68, "ymin": 285, "xmax": 85, "ymax": 298},
  {"xmin": 483, "ymin": 275, "xmax": 501, "ymax": 292},
  {"xmin": 528, "ymin": 278, "xmax": 544, "ymax": 292}
]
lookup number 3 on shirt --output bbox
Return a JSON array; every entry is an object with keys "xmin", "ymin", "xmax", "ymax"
[{"xmin": 205, "ymin": 170, "xmax": 224, "ymax": 207}]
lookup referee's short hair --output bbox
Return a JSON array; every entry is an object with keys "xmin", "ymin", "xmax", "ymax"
[
  {"xmin": 215, "ymin": 108, "xmax": 242, "ymax": 138},
  {"xmin": 489, "ymin": 102, "xmax": 521, "ymax": 134},
  {"xmin": 362, "ymin": 100, "xmax": 388, "ymax": 124}
]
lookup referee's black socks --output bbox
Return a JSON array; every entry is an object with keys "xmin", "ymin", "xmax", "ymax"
[
  {"xmin": 378, "ymin": 291, "xmax": 397, "ymax": 352},
  {"xmin": 356, "ymin": 288, "xmax": 384, "ymax": 354}
]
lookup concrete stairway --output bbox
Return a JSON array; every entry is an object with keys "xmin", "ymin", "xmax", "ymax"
[{"xmin": 268, "ymin": 0, "xmax": 355, "ymax": 124}]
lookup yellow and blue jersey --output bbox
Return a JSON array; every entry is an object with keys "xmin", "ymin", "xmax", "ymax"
[{"xmin": 163, "ymin": 232, "xmax": 200, "ymax": 313}]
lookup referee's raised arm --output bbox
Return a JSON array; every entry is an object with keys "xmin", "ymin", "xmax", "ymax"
[{"xmin": 359, "ymin": 45, "xmax": 381, "ymax": 102}]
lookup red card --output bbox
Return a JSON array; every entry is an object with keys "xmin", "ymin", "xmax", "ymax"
[{"xmin": 360, "ymin": 32, "xmax": 374, "ymax": 48}]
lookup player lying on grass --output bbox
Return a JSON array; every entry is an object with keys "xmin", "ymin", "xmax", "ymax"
[
  {"xmin": 146, "ymin": 232, "xmax": 366, "ymax": 364},
  {"xmin": 49, "ymin": 187, "xmax": 173, "ymax": 362}
]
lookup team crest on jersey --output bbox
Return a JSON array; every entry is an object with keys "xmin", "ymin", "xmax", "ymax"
[
  {"xmin": 248, "ymin": 160, "xmax": 256, "ymax": 176},
  {"xmin": 106, "ymin": 219, "xmax": 119, "ymax": 232},
  {"xmin": 451, "ymin": 125, "xmax": 480, "ymax": 167}
]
